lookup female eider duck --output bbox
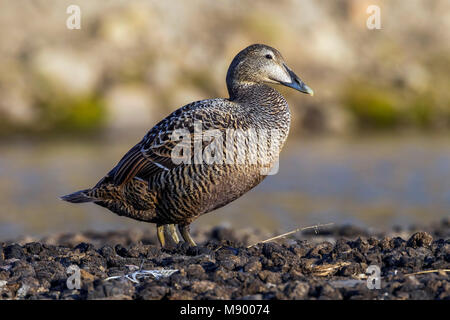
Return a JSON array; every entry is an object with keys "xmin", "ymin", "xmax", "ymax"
[{"xmin": 61, "ymin": 44, "xmax": 313, "ymax": 247}]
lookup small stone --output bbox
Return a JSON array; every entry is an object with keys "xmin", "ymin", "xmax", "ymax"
[
  {"xmin": 257, "ymin": 270, "xmax": 281, "ymax": 284},
  {"xmin": 391, "ymin": 237, "xmax": 406, "ymax": 249},
  {"xmin": 187, "ymin": 246, "xmax": 211, "ymax": 256},
  {"xmin": 244, "ymin": 259, "xmax": 262, "ymax": 273},
  {"xmin": 319, "ymin": 284, "xmax": 343, "ymax": 300},
  {"xmin": 75, "ymin": 242, "xmax": 94, "ymax": 253},
  {"xmin": 407, "ymin": 232, "xmax": 433, "ymax": 248},
  {"xmin": 284, "ymin": 281, "xmax": 310, "ymax": 299},
  {"xmin": 186, "ymin": 264, "xmax": 205, "ymax": 279},
  {"xmin": 380, "ymin": 237, "xmax": 393, "ymax": 251},
  {"xmin": 240, "ymin": 294, "xmax": 263, "ymax": 300},
  {"xmin": 213, "ymin": 268, "xmax": 232, "ymax": 282},
  {"xmin": 4, "ymin": 244, "xmax": 25, "ymax": 259},
  {"xmin": 24, "ymin": 242, "xmax": 42, "ymax": 255},
  {"xmin": 220, "ymin": 259, "xmax": 235, "ymax": 271},
  {"xmin": 396, "ymin": 292, "xmax": 410, "ymax": 300},
  {"xmin": 139, "ymin": 285, "xmax": 168, "ymax": 300},
  {"xmin": 190, "ymin": 280, "xmax": 215, "ymax": 293},
  {"xmin": 114, "ymin": 244, "xmax": 128, "ymax": 257},
  {"xmin": 98, "ymin": 245, "xmax": 115, "ymax": 259},
  {"xmin": 80, "ymin": 269, "xmax": 96, "ymax": 283},
  {"xmin": 88, "ymin": 280, "xmax": 134, "ymax": 299}
]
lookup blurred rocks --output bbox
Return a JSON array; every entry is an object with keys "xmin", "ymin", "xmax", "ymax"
[
  {"xmin": 104, "ymin": 85, "xmax": 156, "ymax": 131},
  {"xmin": 0, "ymin": 0, "xmax": 449, "ymax": 136},
  {"xmin": 32, "ymin": 49, "xmax": 100, "ymax": 96}
]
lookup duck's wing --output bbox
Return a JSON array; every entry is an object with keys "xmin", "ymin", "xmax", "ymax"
[{"xmin": 110, "ymin": 99, "xmax": 234, "ymax": 186}]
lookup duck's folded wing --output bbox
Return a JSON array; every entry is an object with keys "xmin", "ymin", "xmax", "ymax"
[
  {"xmin": 111, "ymin": 132, "xmax": 198, "ymax": 186},
  {"xmin": 110, "ymin": 101, "xmax": 232, "ymax": 186}
]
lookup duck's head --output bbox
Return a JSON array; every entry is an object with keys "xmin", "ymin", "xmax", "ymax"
[{"xmin": 226, "ymin": 44, "xmax": 314, "ymax": 99}]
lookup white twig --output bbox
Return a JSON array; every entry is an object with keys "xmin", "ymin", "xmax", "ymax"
[{"xmin": 105, "ymin": 269, "xmax": 179, "ymax": 283}]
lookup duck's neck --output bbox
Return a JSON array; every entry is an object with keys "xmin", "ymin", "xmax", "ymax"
[
  {"xmin": 228, "ymin": 82, "xmax": 288, "ymax": 111},
  {"xmin": 228, "ymin": 82, "xmax": 291, "ymax": 148}
]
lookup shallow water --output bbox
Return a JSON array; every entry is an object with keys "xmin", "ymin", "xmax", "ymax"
[{"xmin": 0, "ymin": 135, "xmax": 449, "ymax": 240}]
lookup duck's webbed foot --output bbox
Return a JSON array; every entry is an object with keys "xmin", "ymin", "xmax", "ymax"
[
  {"xmin": 157, "ymin": 224, "xmax": 181, "ymax": 247},
  {"xmin": 165, "ymin": 224, "xmax": 180, "ymax": 244},
  {"xmin": 157, "ymin": 224, "xmax": 195, "ymax": 247},
  {"xmin": 179, "ymin": 224, "xmax": 197, "ymax": 246},
  {"xmin": 156, "ymin": 224, "xmax": 166, "ymax": 247}
]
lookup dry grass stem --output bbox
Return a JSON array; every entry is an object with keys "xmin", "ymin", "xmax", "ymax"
[
  {"xmin": 247, "ymin": 223, "xmax": 334, "ymax": 248},
  {"xmin": 405, "ymin": 269, "xmax": 450, "ymax": 276}
]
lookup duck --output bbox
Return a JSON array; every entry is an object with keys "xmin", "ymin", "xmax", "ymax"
[{"xmin": 61, "ymin": 44, "xmax": 314, "ymax": 247}]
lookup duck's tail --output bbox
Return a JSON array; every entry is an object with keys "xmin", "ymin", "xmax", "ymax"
[
  {"xmin": 60, "ymin": 178, "xmax": 157, "ymax": 221},
  {"xmin": 60, "ymin": 189, "xmax": 94, "ymax": 203}
]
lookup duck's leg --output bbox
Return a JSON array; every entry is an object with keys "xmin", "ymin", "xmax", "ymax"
[
  {"xmin": 156, "ymin": 224, "xmax": 165, "ymax": 247},
  {"xmin": 178, "ymin": 224, "xmax": 197, "ymax": 246},
  {"xmin": 165, "ymin": 224, "xmax": 180, "ymax": 243}
]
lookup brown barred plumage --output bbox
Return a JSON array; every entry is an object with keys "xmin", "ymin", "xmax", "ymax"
[{"xmin": 61, "ymin": 44, "xmax": 313, "ymax": 247}]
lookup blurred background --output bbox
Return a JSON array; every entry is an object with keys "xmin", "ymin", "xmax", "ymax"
[{"xmin": 0, "ymin": 0, "xmax": 449, "ymax": 240}]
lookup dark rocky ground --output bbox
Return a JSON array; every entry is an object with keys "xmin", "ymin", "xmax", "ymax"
[{"xmin": 0, "ymin": 219, "xmax": 449, "ymax": 300}]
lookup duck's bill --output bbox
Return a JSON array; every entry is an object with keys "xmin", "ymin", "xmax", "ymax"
[{"xmin": 281, "ymin": 65, "xmax": 314, "ymax": 96}]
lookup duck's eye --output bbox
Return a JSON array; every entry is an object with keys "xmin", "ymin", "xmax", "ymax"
[{"xmin": 265, "ymin": 54, "xmax": 273, "ymax": 59}]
